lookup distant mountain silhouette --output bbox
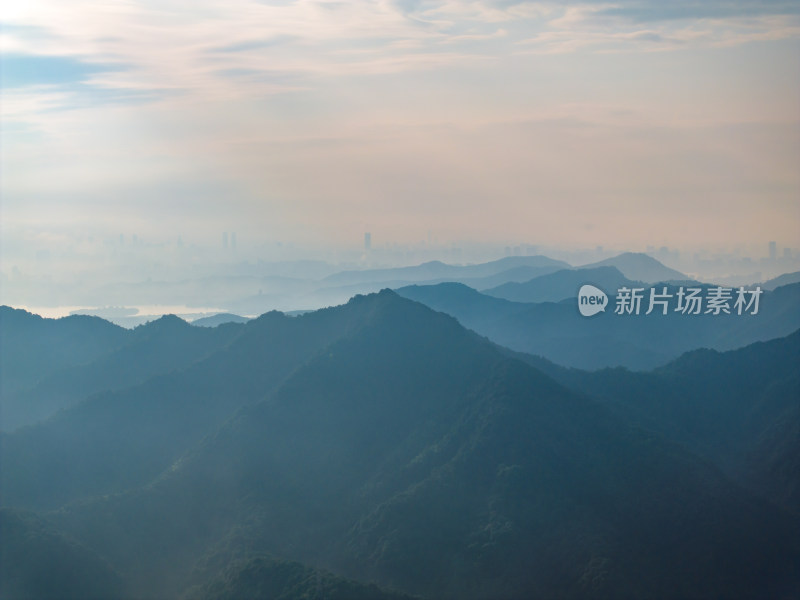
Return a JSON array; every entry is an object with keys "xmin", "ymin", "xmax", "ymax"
[
  {"xmin": 190, "ymin": 313, "xmax": 250, "ymax": 327},
  {"xmin": 483, "ymin": 266, "xmax": 638, "ymax": 303},
  {"xmin": 579, "ymin": 252, "xmax": 687, "ymax": 283},
  {"xmin": 762, "ymin": 270, "xmax": 800, "ymax": 291},
  {"xmin": 450, "ymin": 264, "xmax": 566, "ymax": 290},
  {"xmin": 397, "ymin": 282, "xmax": 800, "ymax": 370},
  {"xmin": 321, "ymin": 256, "xmax": 569, "ymax": 287},
  {"xmin": 2, "ymin": 291, "xmax": 791, "ymax": 599},
  {"xmin": 69, "ymin": 306, "xmax": 139, "ymax": 319},
  {"xmin": 221, "ymin": 257, "xmax": 572, "ymax": 315}
]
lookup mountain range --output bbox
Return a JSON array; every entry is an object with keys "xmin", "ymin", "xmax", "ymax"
[
  {"xmin": 482, "ymin": 265, "xmax": 641, "ymax": 303},
  {"xmin": 0, "ymin": 308, "xmax": 246, "ymax": 432},
  {"xmin": 1, "ymin": 291, "xmax": 798, "ymax": 599},
  {"xmin": 24, "ymin": 252, "xmax": 693, "ymax": 325},
  {"xmin": 397, "ymin": 280, "xmax": 800, "ymax": 370}
]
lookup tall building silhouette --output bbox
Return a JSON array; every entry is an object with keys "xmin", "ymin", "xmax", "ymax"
[
  {"xmin": 769, "ymin": 241, "xmax": 777, "ymax": 260},
  {"xmin": 365, "ymin": 232, "xmax": 371, "ymax": 252}
]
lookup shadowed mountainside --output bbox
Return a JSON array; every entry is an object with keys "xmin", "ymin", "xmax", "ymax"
[
  {"xmin": 1, "ymin": 292, "xmax": 798, "ymax": 599},
  {"xmin": 1, "ymin": 315, "xmax": 245, "ymax": 431},
  {"xmin": 0, "ymin": 307, "xmax": 129, "ymax": 399},
  {"xmin": 0, "ymin": 508, "xmax": 127, "ymax": 600},
  {"xmin": 545, "ymin": 329, "xmax": 800, "ymax": 516}
]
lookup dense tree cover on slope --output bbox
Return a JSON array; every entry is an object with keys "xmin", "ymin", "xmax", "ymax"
[
  {"xmin": 0, "ymin": 508, "xmax": 126, "ymax": 600},
  {"xmin": 183, "ymin": 556, "xmax": 415, "ymax": 600},
  {"xmin": 1, "ymin": 313, "xmax": 245, "ymax": 431},
  {"xmin": 0, "ymin": 307, "xmax": 129, "ymax": 399},
  {"xmin": 541, "ymin": 329, "xmax": 800, "ymax": 516},
  {"xmin": 1, "ymin": 292, "xmax": 798, "ymax": 599}
]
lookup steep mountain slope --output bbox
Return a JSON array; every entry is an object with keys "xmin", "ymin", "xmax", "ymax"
[
  {"xmin": 0, "ymin": 508, "xmax": 127, "ymax": 600},
  {"xmin": 43, "ymin": 292, "xmax": 799, "ymax": 600},
  {"xmin": 0, "ymin": 305, "xmax": 378, "ymax": 510},
  {"xmin": 554, "ymin": 329, "xmax": 800, "ymax": 516}
]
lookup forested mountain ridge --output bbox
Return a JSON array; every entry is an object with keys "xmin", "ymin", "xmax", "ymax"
[{"xmin": 1, "ymin": 292, "xmax": 798, "ymax": 599}]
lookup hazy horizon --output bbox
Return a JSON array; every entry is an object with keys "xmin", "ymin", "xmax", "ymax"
[
  {"xmin": 3, "ymin": 240, "xmax": 799, "ymax": 325},
  {"xmin": 2, "ymin": 1, "xmax": 799, "ymax": 264}
]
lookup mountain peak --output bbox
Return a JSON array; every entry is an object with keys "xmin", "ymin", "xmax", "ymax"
[
  {"xmin": 134, "ymin": 314, "xmax": 190, "ymax": 336},
  {"xmin": 342, "ymin": 288, "xmax": 434, "ymax": 322},
  {"xmin": 484, "ymin": 265, "xmax": 638, "ymax": 303},
  {"xmin": 580, "ymin": 252, "xmax": 687, "ymax": 283},
  {"xmin": 419, "ymin": 260, "xmax": 447, "ymax": 268}
]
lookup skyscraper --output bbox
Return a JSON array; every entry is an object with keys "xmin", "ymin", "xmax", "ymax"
[{"xmin": 769, "ymin": 241, "xmax": 777, "ymax": 261}]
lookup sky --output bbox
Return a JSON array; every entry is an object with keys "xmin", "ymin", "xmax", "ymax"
[{"xmin": 2, "ymin": 0, "xmax": 800, "ymax": 257}]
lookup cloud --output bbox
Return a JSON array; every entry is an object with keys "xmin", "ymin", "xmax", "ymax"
[
  {"xmin": 3, "ymin": 0, "xmax": 797, "ymax": 112},
  {"xmin": 1, "ymin": 0, "xmax": 798, "ymax": 251},
  {"xmin": 518, "ymin": 3, "xmax": 800, "ymax": 54},
  {"xmin": 590, "ymin": 0, "xmax": 800, "ymax": 22}
]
